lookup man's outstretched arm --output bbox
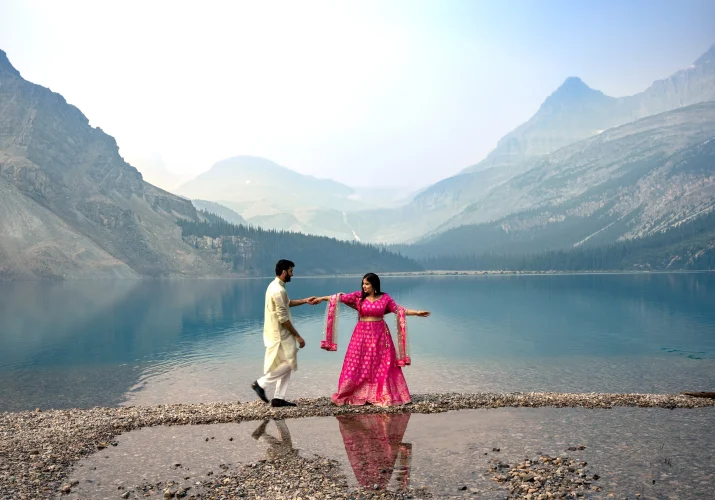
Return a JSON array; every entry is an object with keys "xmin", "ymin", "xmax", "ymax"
[{"xmin": 289, "ymin": 297, "xmax": 317, "ymax": 307}]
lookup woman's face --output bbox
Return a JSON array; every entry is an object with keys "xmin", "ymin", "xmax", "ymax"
[{"xmin": 362, "ymin": 278, "xmax": 374, "ymax": 295}]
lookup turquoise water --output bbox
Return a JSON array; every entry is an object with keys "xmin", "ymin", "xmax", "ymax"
[{"xmin": 1, "ymin": 273, "xmax": 714, "ymax": 412}]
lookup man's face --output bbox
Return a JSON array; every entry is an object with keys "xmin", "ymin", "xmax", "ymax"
[{"xmin": 282, "ymin": 267, "xmax": 294, "ymax": 283}]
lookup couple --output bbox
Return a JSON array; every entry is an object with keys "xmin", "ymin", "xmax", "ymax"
[{"xmin": 251, "ymin": 259, "xmax": 430, "ymax": 407}]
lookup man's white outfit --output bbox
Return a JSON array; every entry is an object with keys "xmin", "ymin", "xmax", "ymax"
[{"xmin": 256, "ymin": 277, "xmax": 298, "ymax": 400}]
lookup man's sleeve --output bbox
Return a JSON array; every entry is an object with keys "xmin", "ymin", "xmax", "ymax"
[{"xmin": 273, "ymin": 289, "xmax": 290, "ymax": 324}]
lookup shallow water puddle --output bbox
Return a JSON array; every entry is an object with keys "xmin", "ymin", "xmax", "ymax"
[{"xmin": 61, "ymin": 407, "xmax": 715, "ymax": 499}]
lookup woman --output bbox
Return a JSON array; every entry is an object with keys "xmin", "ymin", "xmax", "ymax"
[{"xmin": 314, "ymin": 273, "xmax": 430, "ymax": 406}]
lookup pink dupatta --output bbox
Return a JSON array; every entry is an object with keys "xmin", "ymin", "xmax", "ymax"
[
  {"xmin": 321, "ymin": 293, "xmax": 411, "ymax": 366},
  {"xmin": 320, "ymin": 293, "xmax": 341, "ymax": 351},
  {"xmin": 394, "ymin": 305, "xmax": 411, "ymax": 367}
]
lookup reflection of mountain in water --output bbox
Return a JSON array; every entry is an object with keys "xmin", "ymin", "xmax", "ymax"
[
  {"xmin": 0, "ymin": 280, "xmax": 263, "ymax": 370},
  {"xmin": 0, "ymin": 279, "xmax": 269, "ymax": 411},
  {"xmin": 337, "ymin": 413, "xmax": 412, "ymax": 491}
]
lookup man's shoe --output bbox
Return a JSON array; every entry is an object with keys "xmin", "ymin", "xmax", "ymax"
[
  {"xmin": 271, "ymin": 398, "xmax": 297, "ymax": 407},
  {"xmin": 251, "ymin": 381, "xmax": 269, "ymax": 403}
]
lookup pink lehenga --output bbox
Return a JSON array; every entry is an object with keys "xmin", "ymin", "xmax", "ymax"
[{"xmin": 321, "ymin": 291, "xmax": 412, "ymax": 406}]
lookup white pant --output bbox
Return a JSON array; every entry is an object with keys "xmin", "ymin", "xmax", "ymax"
[{"xmin": 257, "ymin": 361, "xmax": 292, "ymax": 400}]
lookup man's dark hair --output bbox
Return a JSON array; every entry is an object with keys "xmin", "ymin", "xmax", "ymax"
[{"xmin": 275, "ymin": 259, "xmax": 295, "ymax": 276}]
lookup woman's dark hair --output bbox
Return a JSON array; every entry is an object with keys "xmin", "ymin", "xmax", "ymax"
[{"xmin": 360, "ymin": 272, "xmax": 383, "ymax": 300}]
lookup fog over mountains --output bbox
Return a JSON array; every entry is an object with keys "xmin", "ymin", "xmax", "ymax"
[
  {"xmin": 1, "ymin": 42, "xmax": 714, "ymax": 278},
  {"xmin": 172, "ymin": 44, "xmax": 715, "ymax": 248}
]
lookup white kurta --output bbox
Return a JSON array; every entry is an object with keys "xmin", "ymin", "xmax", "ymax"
[{"xmin": 263, "ymin": 277, "xmax": 298, "ymax": 374}]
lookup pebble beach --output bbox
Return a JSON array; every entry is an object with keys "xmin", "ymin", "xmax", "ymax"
[{"xmin": 1, "ymin": 392, "xmax": 714, "ymax": 499}]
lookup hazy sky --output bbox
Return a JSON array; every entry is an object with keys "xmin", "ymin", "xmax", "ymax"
[{"xmin": 1, "ymin": 0, "xmax": 713, "ymax": 189}]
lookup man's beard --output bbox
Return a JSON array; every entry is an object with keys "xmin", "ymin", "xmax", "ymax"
[{"xmin": 284, "ymin": 275, "xmax": 292, "ymax": 282}]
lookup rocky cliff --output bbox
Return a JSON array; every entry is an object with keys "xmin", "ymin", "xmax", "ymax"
[{"xmin": 0, "ymin": 49, "xmax": 221, "ymax": 279}]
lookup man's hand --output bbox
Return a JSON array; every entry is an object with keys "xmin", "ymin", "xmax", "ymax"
[
  {"xmin": 296, "ymin": 335, "xmax": 306, "ymax": 349},
  {"xmin": 306, "ymin": 296, "xmax": 318, "ymax": 305}
]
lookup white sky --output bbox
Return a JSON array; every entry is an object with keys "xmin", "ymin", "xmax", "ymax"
[{"xmin": 1, "ymin": 0, "xmax": 713, "ymax": 189}]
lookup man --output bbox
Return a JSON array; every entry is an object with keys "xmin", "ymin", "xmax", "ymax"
[{"xmin": 251, "ymin": 259, "xmax": 316, "ymax": 407}]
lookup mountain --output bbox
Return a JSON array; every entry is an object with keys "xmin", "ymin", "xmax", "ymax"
[
  {"xmin": 175, "ymin": 157, "xmax": 423, "ymax": 241},
  {"xmin": 241, "ymin": 209, "xmax": 351, "ymax": 240},
  {"xmin": 182, "ymin": 212, "xmax": 422, "ymax": 275},
  {"xmin": 348, "ymin": 43, "xmax": 715, "ymax": 244},
  {"xmin": 0, "ymin": 49, "xmax": 221, "ymax": 279},
  {"xmin": 405, "ymin": 102, "xmax": 715, "ymax": 257},
  {"xmin": 421, "ymin": 206, "xmax": 715, "ymax": 271},
  {"xmin": 191, "ymin": 199, "xmax": 247, "ymax": 226},
  {"xmin": 176, "ymin": 156, "xmax": 359, "ymax": 211},
  {"xmin": 341, "ymin": 163, "xmax": 533, "ymax": 243},
  {"xmin": 460, "ymin": 77, "xmax": 622, "ymax": 173},
  {"xmin": 175, "ymin": 156, "xmax": 378, "ymax": 240},
  {"xmin": 0, "ymin": 49, "xmax": 419, "ymax": 279},
  {"xmin": 632, "ymin": 43, "xmax": 715, "ymax": 118},
  {"xmin": 123, "ymin": 152, "xmax": 190, "ymax": 192},
  {"xmin": 461, "ymin": 44, "xmax": 715, "ymax": 174}
]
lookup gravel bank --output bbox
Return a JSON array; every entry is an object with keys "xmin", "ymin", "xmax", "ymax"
[
  {"xmin": 156, "ymin": 453, "xmax": 432, "ymax": 500},
  {"xmin": 1, "ymin": 392, "xmax": 712, "ymax": 499},
  {"xmin": 489, "ymin": 451, "xmax": 601, "ymax": 499}
]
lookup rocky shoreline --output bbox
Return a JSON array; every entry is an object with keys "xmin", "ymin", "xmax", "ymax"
[
  {"xmin": 143, "ymin": 453, "xmax": 433, "ymax": 500},
  {"xmin": 1, "ymin": 392, "xmax": 713, "ymax": 499}
]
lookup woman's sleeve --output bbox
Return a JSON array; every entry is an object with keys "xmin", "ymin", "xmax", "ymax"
[
  {"xmin": 385, "ymin": 294, "xmax": 399, "ymax": 314},
  {"xmin": 340, "ymin": 291, "xmax": 361, "ymax": 307}
]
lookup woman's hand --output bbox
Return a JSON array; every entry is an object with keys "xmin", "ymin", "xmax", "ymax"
[{"xmin": 405, "ymin": 308, "xmax": 430, "ymax": 317}]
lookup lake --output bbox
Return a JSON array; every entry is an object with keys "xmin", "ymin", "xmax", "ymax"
[{"xmin": 1, "ymin": 273, "xmax": 714, "ymax": 412}]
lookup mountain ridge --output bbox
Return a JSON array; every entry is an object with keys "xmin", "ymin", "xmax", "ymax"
[
  {"xmin": 176, "ymin": 155, "xmax": 355, "ymax": 204},
  {"xmin": 342, "ymin": 43, "xmax": 715, "ymax": 245},
  {"xmin": 406, "ymin": 102, "xmax": 715, "ymax": 258},
  {"xmin": 460, "ymin": 43, "xmax": 715, "ymax": 175}
]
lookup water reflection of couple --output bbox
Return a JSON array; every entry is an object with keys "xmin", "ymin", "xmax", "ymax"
[
  {"xmin": 251, "ymin": 414, "xmax": 412, "ymax": 490},
  {"xmin": 251, "ymin": 259, "xmax": 430, "ymax": 407},
  {"xmin": 337, "ymin": 413, "xmax": 413, "ymax": 490}
]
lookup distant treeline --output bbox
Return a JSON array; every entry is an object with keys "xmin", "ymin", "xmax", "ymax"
[
  {"xmin": 420, "ymin": 209, "xmax": 715, "ymax": 271},
  {"xmin": 178, "ymin": 212, "xmax": 422, "ymax": 275}
]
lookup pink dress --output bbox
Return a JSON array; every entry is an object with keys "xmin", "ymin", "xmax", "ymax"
[{"xmin": 332, "ymin": 291, "xmax": 411, "ymax": 406}]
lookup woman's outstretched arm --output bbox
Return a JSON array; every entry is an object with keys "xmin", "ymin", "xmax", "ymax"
[
  {"xmin": 314, "ymin": 291, "xmax": 361, "ymax": 310},
  {"xmin": 385, "ymin": 295, "xmax": 430, "ymax": 317}
]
